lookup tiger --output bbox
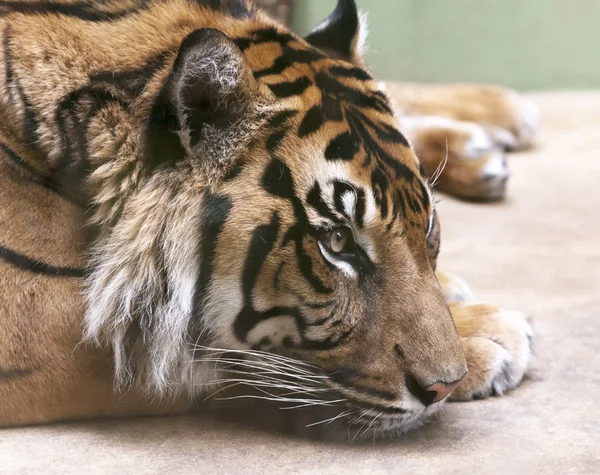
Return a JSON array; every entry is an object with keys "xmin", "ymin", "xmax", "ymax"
[{"xmin": 0, "ymin": 0, "xmax": 534, "ymax": 438}]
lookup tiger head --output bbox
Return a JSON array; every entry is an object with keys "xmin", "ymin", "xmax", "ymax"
[{"xmin": 85, "ymin": 0, "xmax": 467, "ymax": 437}]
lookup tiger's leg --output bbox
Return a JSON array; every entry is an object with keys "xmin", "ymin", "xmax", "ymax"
[
  {"xmin": 385, "ymin": 82, "xmax": 540, "ymax": 151},
  {"xmin": 436, "ymin": 270, "xmax": 534, "ymax": 400},
  {"xmin": 387, "ymin": 82, "xmax": 539, "ymax": 201}
]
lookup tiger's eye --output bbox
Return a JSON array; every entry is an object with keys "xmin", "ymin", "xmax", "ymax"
[{"xmin": 330, "ymin": 229, "xmax": 349, "ymax": 253}]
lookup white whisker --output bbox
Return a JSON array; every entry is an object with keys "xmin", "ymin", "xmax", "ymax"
[
  {"xmin": 191, "ymin": 344, "xmax": 320, "ymax": 370},
  {"xmin": 187, "ymin": 345, "xmax": 341, "ymax": 411},
  {"xmin": 280, "ymin": 399, "xmax": 348, "ymax": 410},
  {"xmin": 190, "ymin": 357, "xmax": 327, "ymax": 382},
  {"xmin": 205, "ymin": 378, "xmax": 329, "ymax": 395},
  {"xmin": 214, "ymin": 394, "xmax": 338, "ymax": 406},
  {"xmin": 305, "ymin": 410, "xmax": 352, "ymax": 428},
  {"xmin": 429, "ymin": 137, "xmax": 449, "ymax": 187}
]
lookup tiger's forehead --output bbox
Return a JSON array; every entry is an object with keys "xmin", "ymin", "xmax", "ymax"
[
  {"xmin": 234, "ymin": 25, "xmax": 431, "ymax": 230},
  {"xmin": 235, "ymin": 26, "xmax": 395, "ymax": 115}
]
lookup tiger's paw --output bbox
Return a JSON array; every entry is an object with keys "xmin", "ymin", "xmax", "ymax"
[
  {"xmin": 390, "ymin": 83, "xmax": 540, "ymax": 201},
  {"xmin": 449, "ymin": 303, "xmax": 534, "ymax": 401},
  {"xmin": 402, "ymin": 116, "xmax": 509, "ymax": 201}
]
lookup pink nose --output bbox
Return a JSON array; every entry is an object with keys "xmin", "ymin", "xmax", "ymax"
[{"xmin": 426, "ymin": 381, "xmax": 462, "ymax": 404}]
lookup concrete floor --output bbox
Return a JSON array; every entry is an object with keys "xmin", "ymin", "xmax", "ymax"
[{"xmin": 1, "ymin": 93, "xmax": 598, "ymax": 474}]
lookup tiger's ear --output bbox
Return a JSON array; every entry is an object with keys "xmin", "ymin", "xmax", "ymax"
[
  {"xmin": 147, "ymin": 28, "xmax": 262, "ymax": 180},
  {"xmin": 304, "ymin": 0, "xmax": 367, "ymax": 63}
]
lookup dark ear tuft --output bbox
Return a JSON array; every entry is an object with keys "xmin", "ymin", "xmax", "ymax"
[
  {"xmin": 147, "ymin": 28, "xmax": 262, "ymax": 181},
  {"xmin": 304, "ymin": 0, "xmax": 365, "ymax": 63}
]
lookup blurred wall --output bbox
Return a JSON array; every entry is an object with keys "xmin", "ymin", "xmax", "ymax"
[{"xmin": 293, "ymin": 0, "xmax": 598, "ymax": 91}]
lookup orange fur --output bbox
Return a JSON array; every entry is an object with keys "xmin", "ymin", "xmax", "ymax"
[{"xmin": 0, "ymin": 0, "xmax": 533, "ymax": 436}]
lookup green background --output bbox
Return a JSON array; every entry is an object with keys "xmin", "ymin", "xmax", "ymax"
[{"xmin": 293, "ymin": 0, "xmax": 597, "ymax": 91}]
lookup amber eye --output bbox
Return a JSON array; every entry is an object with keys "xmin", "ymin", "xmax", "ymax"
[{"xmin": 328, "ymin": 228, "xmax": 351, "ymax": 254}]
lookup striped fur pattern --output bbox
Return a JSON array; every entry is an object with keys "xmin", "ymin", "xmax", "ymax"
[{"xmin": 0, "ymin": 0, "xmax": 533, "ymax": 437}]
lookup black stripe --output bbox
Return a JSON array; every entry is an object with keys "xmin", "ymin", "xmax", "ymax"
[
  {"xmin": 355, "ymin": 188, "xmax": 366, "ymax": 228},
  {"xmin": 262, "ymin": 157, "xmax": 295, "ymax": 200},
  {"xmin": 302, "ymin": 299, "xmax": 335, "ymax": 310},
  {"xmin": 0, "ymin": 0, "xmax": 149, "ymax": 21},
  {"xmin": 55, "ymin": 86, "xmax": 129, "ymax": 180},
  {"xmin": 332, "ymin": 181, "xmax": 355, "ymax": 220},
  {"xmin": 0, "ymin": 367, "xmax": 35, "ymax": 381},
  {"xmin": 193, "ymin": 0, "xmax": 254, "ymax": 18},
  {"xmin": 305, "ymin": 305, "xmax": 337, "ymax": 327},
  {"xmin": 234, "ymin": 212, "xmax": 282, "ymax": 342},
  {"xmin": 329, "ymin": 66, "xmax": 373, "ymax": 82},
  {"xmin": 267, "ymin": 109, "xmax": 297, "ymax": 128},
  {"xmin": 254, "ymin": 47, "xmax": 324, "ymax": 79},
  {"xmin": 57, "ymin": 50, "xmax": 172, "ymax": 177},
  {"xmin": 266, "ymin": 129, "xmax": 286, "ymax": 153},
  {"xmin": 273, "ymin": 261, "xmax": 285, "ymax": 292},
  {"xmin": 315, "ymin": 72, "xmax": 392, "ymax": 114},
  {"xmin": 386, "ymin": 191, "xmax": 401, "ymax": 233},
  {"xmin": 3, "ymin": 27, "xmax": 40, "ymax": 150},
  {"xmin": 376, "ymin": 148, "xmax": 416, "ymax": 183},
  {"xmin": 325, "ymin": 132, "xmax": 359, "ymax": 161},
  {"xmin": 223, "ymin": 160, "xmax": 244, "ymax": 181},
  {"xmin": 0, "ymin": 141, "xmax": 85, "ymax": 207},
  {"xmin": 17, "ymin": 82, "xmax": 41, "ymax": 150},
  {"xmin": 89, "ymin": 50, "xmax": 173, "ymax": 99},
  {"xmin": 405, "ymin": 189, "xmax": 422, "ymax": 214},
  {"xmin": 190, "ymin": 193, "xmax": 232, "ymax": 342},
  {"xmin": 370, "ymin": 167, "xmax": 389, "ymax": 219},
  {"xmin": 298, "ymin": 105, "xmax": 324, "ymax": 138},
  {"xmin": 262, "ymin": 158, "xmax": 332, "ymax": 294},
  {"xmin": 303, "ymin": 327, "xmax": 353, "ymax": 351},
  {"xmin": 353, "ymin": 110, "xmax": 411, "ymax": 153},
  {"xmin": 373, "ymin": 121, "xmax": 410, "ymax": 148},
  {"xmin": 282, "ymin": 224, "xmax": 332, "ymax": 294},
  {"xmin": 3, "ymin": 26, "xmax": 12, "ymax": 89},
  {"xmin": 241, "ymin": 212, "xmax": 280, "ymax": 298},
  {"xmin": 225, "ymin": 0, "xmax": 252, "ymax": 18},
  {"xmin": 0, "ymin": 246, "xmax": 84, "ymax": 278},
  {"xmin": 395, "ymin": 190, "xmax": 407, "ymax": 221},
  {"xmin": 306, "ymin": 183, "xmax": 342, "ymax": 224},
  {"xmin": 233, "ymin": 28, "xmax": 295, "ymax": 52},
  {"xmin": 268, "ymin": 77, "xmax": 312, "ymax": 99}
]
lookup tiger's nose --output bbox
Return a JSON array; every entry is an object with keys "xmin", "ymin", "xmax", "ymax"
[
  {"xmin": 425, "ymin": 381, "xmax": 462, "ymax": 404},
  {"xmin": 406, "ymin": 374, "xmax": 464, "ymax": 406}
]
